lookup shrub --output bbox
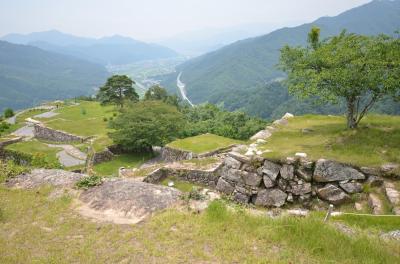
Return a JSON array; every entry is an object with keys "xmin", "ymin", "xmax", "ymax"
[
  {"xmin": 103, "ymin": 117, "xmax": 108, "ymax": 122},
  {"xmin": 75, "ymin": 175, "xmax": 103, "ymax": 190},
  {"xmin": 0, "ymin": 122, "xmax": 10, "ymax": 133},
  {"xmin": 31, "ymin": 153, "xmax": 61, "ymax": 169},
  {"xmin": 113, "ymin": 112, "xmax": 117, "ymax": 117},
  {"xmin": 0, "ymin": 160, "xmax": 30, "ymax": 183},
  {"xmin": 3, "ymin": 108, "xmax": 14, "ymax": 118},
  {"xmin": 81, "ymin": 108, "xmax": 87, "ymax": 115}
]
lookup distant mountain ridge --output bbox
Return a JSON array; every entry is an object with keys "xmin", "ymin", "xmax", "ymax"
[
  {"xmin": 1, "ymin": 30, "xmax": 179, "ymax": 65},
  {"xmin": 0, "ymin": 40, "xmax": 109, "ymax": 110},
  {"xmin": 160, "ymin": 0, "xmax": 400, "ymax": 117}
]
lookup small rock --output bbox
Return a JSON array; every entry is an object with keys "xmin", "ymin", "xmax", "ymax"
[
  {"xmin": 168, "ymin": 181, "xmax": 175, "ymax": 187},
  {"xmin": 256, "ymin": 139, "xmax": 266, "ymax": 144},
  {"xmin": 360, "ymin": 167, "xmax": 380, "ymax": 176},
  {"xmin": 354, "ymin": 202, "xmax": 363, "ymax": 211},
  {"xmin": 287, "ymin": 193, "xmax": 294, "ymax": 203},
  {"xmin": 287, "ymin": 209, "xmax": 309, "ymax": 217},
  {"xmin": 282, "ymin": 113, "xmax": 294, "ymax": 119},
  {"xmin": 339, "ymin": 182, "xmax": 363, "ymax": 194},
  {"xmin": 368, "ymin": 193, "xmax": 384, "ymax": 215},
  {"xmin": 262, "ymin": 160, "xmax": 281, "ymax": 181},
  {"xmin": 280, "ymin": 164, "xmax": 294, "ymax": 180},
  {"xmin": 228, "ymin": 151, "xmax": 251, "ymax": 164},
  {"xmin": 250, "ymin": 130, "xmax": 272, "ymax": 141},
  {"xmin": 365, "ymin": 175, "xmax": 384, "ymax": 187},
  {"xmin": 263, "ymin": 175, "xmax": 275, "ymax": 188},
  {"xmin": 296, "ymin": 168, "xmax": 312, "ymax": 182},
  {"xmin": 381, "ymin": 163, "xmax": 399, "ymax": 175},
  {"xmin": 245, "ymin": 150, "xmax": 255, "ymax": 156},
  {"xmin": 273, "ymin": 119, "xmax": 288, "ymax": 126},
  {"xmin": 317, "ymin": 184, "xmax": 351, "ymax": 205},
  {"xmin": 290, "ymin": 182, "xmax": 312, "ymax": 196},
  {"xmin": 295, "ymin": 152, "xmax": 307, "ymax": 159},
  {"xmin": 380, "ymin": 230, "xmax": 400, "ymax": 241},
  {"xmin": 285, "ymin": 157, "xmax": 296, "ymax": 165},
  {"xmin": 233, "ymin": 191, "xmax": 250, "ymax": 204}
]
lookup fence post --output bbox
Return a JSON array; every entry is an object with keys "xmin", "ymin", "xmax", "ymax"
[{"xmin": 324, "ymin": 204, "xmax": 334, "ymax": 222}]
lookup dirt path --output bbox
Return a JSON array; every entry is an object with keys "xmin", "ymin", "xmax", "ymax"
[{"xmin": 47, "ymin": 144, "xmax": 87, "ymax": 167}]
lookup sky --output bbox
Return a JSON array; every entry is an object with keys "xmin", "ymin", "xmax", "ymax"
[{"xmin": 0, "ymin": 0, "xmax": 372, "ymax": 41}]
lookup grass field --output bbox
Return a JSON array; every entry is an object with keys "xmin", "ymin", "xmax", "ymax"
[
  {"xmin": 15, "ymin": 109, "xmax": 48, "ymax": 123},
  {"xmin": 93, "ymin": 153, "xmax": 154, "ymax": 176},
  {"xmin": 259, "ymin": 115, "xmax": 400, "ymax": 168},
  {"xmin": 4, "ymin": 140, "xmax": 61, "ymax": 165},
  {"xmin": 0, "ymin": 187, "xmax": 399, "ymax": 263},
  {"xmin": 39, "ymin": 101, "xmax": 117, "ymax": 151},
  {"xmin": 167, "ymin": 134, "xmax": 241, "ymax": 154}
]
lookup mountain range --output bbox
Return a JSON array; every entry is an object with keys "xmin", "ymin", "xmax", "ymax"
[
  {"xmin": 160, "ymin": 0, "xmax": 400, "ymax": 118},
  {"xmin": 1, "ymin": 30, "xmax": 179, "ymax": 65},
  {"xmin": 0, "ymin": 41, "xmax": 109, "ymax": 110}
]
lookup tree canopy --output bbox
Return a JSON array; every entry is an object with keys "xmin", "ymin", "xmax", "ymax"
[
  {"xmin": 279, "ymin": 28, "xmax": 400, "ymax": 128},
  {"xmin": 97, "ymin": 75, "xmax": 138, "ymax": 108},
  {"xmin": 144, "ymin": 85, "xmax": 180, "ymax": 108},
  {"xmin": 109, "ymin": 101, "xmax": 184, "ymax": 152}
]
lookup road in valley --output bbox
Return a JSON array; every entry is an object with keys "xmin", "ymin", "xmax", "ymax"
[{"xmin": 177, "ymin": 72, "xmax": 194, "ymax": 107}]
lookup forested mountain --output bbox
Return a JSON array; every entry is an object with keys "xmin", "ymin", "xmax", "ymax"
[
  {"xmin": 160, "ymin": 0, "xmax": 400, "ymax": 118},
  {"xmin": 0, "ymin": 41, "xmax": 109, "ymax": 110},
  {"xmin": 1, "ymin": 30, "xmax": 179, "ymax": 65}
]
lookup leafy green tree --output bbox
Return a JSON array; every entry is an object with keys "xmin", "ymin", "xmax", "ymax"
[
  {"xmin": 3, "ymin": 108, "xmax": 14, "ymax": 118},
  {"xmin": 97, "ymin": 75, "xmax": 138, "ymax": 108},
  {"xmin": 144, "ymin": 85, "xmax": 180, "ymax": 108},
  {"xmin": 109, "ymin": 101, "xmax": 185, "ymax": 152},
  {"xmin": 280, "ymin": 28, "xmax": 400, "ymax": 129}
]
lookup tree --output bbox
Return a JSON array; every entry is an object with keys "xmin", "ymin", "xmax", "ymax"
[
  {"xmin": 3, "ymin": 108, "xmax": 14, "ymax": 118},
  {"xmin": 144, "ymin": 85, "xmax": 181, "ymax": 108},
  {"xmin": 109, "ymin": 101, "xmax": 185, "ymax": 152},
  {"xmin": 97, "ymin": 75, "xmax": 138, "ymax": 108},
  {"xmin": 279, "ymin": 28, "xmax": 400, "ymax": 129}
]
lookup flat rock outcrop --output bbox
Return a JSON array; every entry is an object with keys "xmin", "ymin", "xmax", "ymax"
[
  {"xmin": 78, "ymin": 179, "xmax": 181, "ymax": 224},
  {"xmin": 6, "ymin": 169, "xmax": 86, "ymax": 188}
]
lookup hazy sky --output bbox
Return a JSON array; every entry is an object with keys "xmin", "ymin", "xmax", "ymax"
[{"xmin": 0, "ymin": 0, "xmax": 372, "ymax": 41}]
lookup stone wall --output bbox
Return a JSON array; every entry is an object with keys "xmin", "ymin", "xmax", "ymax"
[
  {"xmin": 34, "ymin": 124, "xmax": 85, "ymax": 143},
  {"xmin": 161, "ymin": 144, "xmax": 237, "ymax": 163},
  {"xmin": 215, "ymin": 152, "xmax": 378, "ymax": 208},
  {"xmin": 0, "ymin": 137, "xmax": 22, "ymax": 149},
  {"xmin": 92, "ymin": 148, "xmax": 114, "ymax": 165},
  {"xmin": 144, "ymin": 164, "xmax": 223, "ymax": 188}
]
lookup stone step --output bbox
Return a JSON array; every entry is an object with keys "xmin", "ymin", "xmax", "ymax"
[
  {"xmin": 368, "ymin": 193, "xmax": 384, "ymax": 215},
  {"xmin": 383, "ymin": 181, "xmax": 400, "ymax": 215}
]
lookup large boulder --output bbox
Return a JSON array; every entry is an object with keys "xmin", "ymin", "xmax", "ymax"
[
  {"xmin": 78, "ymin": 179, "xmax": 181, "ymax": 224},
  {"xmin": 313, "ymin": 159, "xmax": 365, "ymax": 182},
  {"xmin": 262, "ymin": 160, "xmax": 281, "ymax": 181},
  {"xmin": 317, "ymin": 184, "xmax": 351, "ymax": 205},
  {"xmin": 254, "ymin": 189, "xmax": 288, "ymax": 207},
  {"xmin": 6, "ymin": 169, "xmax": 86, "ymax": 189}
]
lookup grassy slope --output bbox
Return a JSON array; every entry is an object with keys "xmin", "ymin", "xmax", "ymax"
[
  {"xmin": 259, "ymin": 115, "xmax": 400, "ymax": 168},
  {"xmin": 0, "ymin": 188, "xmax": 398, "ymax": 263},
  {"xmin": 93, "ymin": 153, "xmax": 154, "ymax": 177},
  {"xmin": 4, "ymin": 140, "xmax": 61, "ymax": 164},
  {"xmin": 40, "ymin": 101, "xmax": 116, "ymax": 151},
  {"xmin": 167, "ymin": 134, "xmax": 241, "ymax": 154}
]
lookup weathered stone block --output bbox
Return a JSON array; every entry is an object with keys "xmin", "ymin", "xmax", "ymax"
[
  {"xmin": 216, "ymin": 178, "xmax": 234, "ymax": 195},
  {"xmin": 317, "ymin": 184, "xmax": 351, "ymax": 205},
  {"xmin": 339, "ymin": 182, "xmax": 363, "ymax": 194},
  {"xmin": 280, "ymin": 164, "xmax": 294, "ymax": 180},
  {"xmin": 313, "ymin": 159, "xmax": 365, "ymax": 182},
  {"xmin": 262, "ymin": 160, "xmax": 281, "ymax": 181},
  {"xmin": 254, "ymin": 189, "xmax": 287, "ymax": 207}
]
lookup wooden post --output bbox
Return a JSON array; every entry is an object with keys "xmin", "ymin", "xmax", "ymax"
[{"xmin": 324, "ymin": 204, "xmax": 334, "ymax": 222}]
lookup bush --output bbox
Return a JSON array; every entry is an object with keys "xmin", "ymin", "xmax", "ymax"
[
  {"xmin": 103, "ymin": 117, "xmax": 108, "ymax": 122},
  {"xmin": 81, "ymin": 108, "xmax": 87, "ymax": 115},
  {"xmin": 3, "ymin": 108, "xmax": 14, "ymax": 118},
  {"xmin": 75, "ymin": 175, "xmax": 103, "ymax": 190},
  {"xmin": 0, "ymin": 160, "xmax": 30, "ymax": 183},
  {"xmin": 0, "ymin": 122, "xmax": 10, "ymax": 133},
  {"xmin": 31, "ymin": 153, "xmax": 61, "ymax": 169}
]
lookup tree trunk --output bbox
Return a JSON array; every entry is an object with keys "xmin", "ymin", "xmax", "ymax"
[{"xmin": 346, "ymin": 97, "xmax": 358, "ymax": 129}]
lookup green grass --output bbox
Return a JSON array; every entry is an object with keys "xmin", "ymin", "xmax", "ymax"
[
  {"xmin": 16, "ymin": 109, "xmax": 48, "ymax": 123},
  {"xmin": 93, "ymin": 153, "xmax": 154, "ymax": 177},
  {"xmin": 0, "ymin": 189, "xmax": 398, "ymax": 263},
  {"xmin": 4, "ymin": 140, "xmax": 61, "ymax": 165},
  {"xmin": 260, "ymin": 114, "xmax": 400, "ymax": 168},
  {"xmin": 332, "ymin": 214, "xmax": 400, "ymax": 232},
  {"xmin": 160, "ymin": 177, "xmax": 201, "ymax": 192},
  {"xmin": 167, "ymin": 133, "xmax": 241, "ymax": 154},
  {"xmin": 39, "ymin": 101, "xmax": 117, "ymax": 151}
]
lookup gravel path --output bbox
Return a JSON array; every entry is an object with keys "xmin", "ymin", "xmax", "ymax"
[
  {"xmin": 47, "ymin": 144, "xmax": 87, "ymax": 167},
  {"xmin": 12, "ymin": 125, "xmax": 35, "ymax": 138}
]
